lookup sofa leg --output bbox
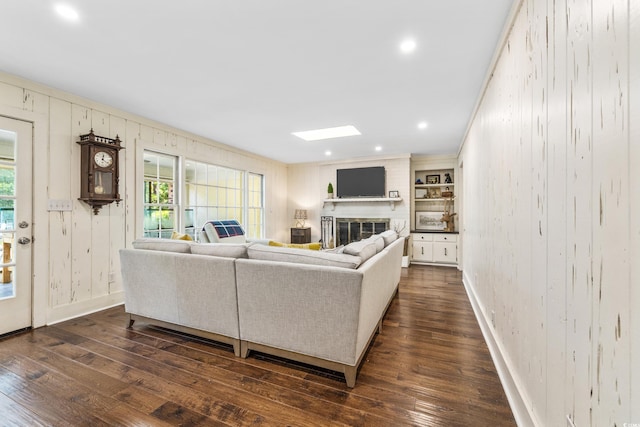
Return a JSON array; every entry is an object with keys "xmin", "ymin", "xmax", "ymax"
[
  {"xmin": 127, "ymin": 315, "xmax": 135, "ymax": 329},
  {"xmin": 344, "ymin": 366, "xmax": 357, "ymax": 388},
  {"xmin": 239, "ymin": 341, "xmax": 250, "ymax": 358},
  {"xmin": 232, "ymin": 340, "xmax": 241, "ymax": 357}
]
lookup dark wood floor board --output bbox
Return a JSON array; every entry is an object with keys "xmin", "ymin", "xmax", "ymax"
[
  {"xmin": 0, "ymin": 357, "xmax": 116, "ymax": 426},
  {"xmin": 0, "ymin": 265, "xmax": 515, "ymax": 426},
  {"xmin": 54, "ymin": 319, "xmax": 396, "ymax": 427},
  {"xmin": 0, "ymin": 387, "xmax": 49, "ymax": 427},
  {"xmin": 52, "ymin": 322, "xmax": 359, "ymax": 427}
]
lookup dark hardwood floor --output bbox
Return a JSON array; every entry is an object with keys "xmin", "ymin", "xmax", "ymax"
[{"xmin": 0, "ymin": 265, "xmax": 515, "ymax": 426}]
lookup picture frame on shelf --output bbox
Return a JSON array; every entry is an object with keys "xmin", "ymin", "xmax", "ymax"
[
  {"xmin": 389, "ymin": 190, "xmax": 400, "ymax": 198},
  {"xmin": 426, "ymin": 174, "xmax": 440, "ymax": 184},
  {"xmin": 415, "ymin": 188, "xmax": 427, "ymax": 198},
  {"xmin": 415, "ymin": 211, "xmax": 445, "ymax": 231},
  {"xmin": 427, "ymin": 187, "xmax": 441, "ymax": 199}
]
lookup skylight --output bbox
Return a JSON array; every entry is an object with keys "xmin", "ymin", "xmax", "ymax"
[
  {"xmin": 55, "ymin": 4, "xmax": 79, "ymax": 21},
  {"xmin": 292, "ymin": 125, "xmax": 361, "ymax": 142}
]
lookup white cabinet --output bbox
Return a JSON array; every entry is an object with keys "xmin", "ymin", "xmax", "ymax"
[
  {"xmin": 411, "ymin": 232, "xmax": 457, "ymax": 266},
  {"xmin": 433, "ymin": 234, "xmax": 457, "ymax": 263},
  {"xmin": 411, "ymin": 233, "xmax": 433, "ymax": 262}
]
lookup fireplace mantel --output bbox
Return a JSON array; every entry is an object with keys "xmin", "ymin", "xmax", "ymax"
[{"xmin": 323, "ymin": 197, "xmax": 402, "ymax": 211}]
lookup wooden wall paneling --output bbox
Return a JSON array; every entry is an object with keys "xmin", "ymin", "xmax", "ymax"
[
  {"xmin": 0, "ymin": 81, "xmax": 23, "ymax": 109},
  {"xmin": 630, "ymin": 0, "xmax": 640, "ymax": 420},
  {"xmin": 139, "ymin": 124, "xmax": 154, "ymax": 143},
  {"xmin": 22, "ymin": 89, "xmax": 49, "ymax": 115},
  {"xmin": 48, "ymin": 98, "xmax": 73, "ymax": 307},
  {"xmin": 70, "ymin": 105, "xmax": 93, "ymax": 302},
  {"xmin": 90, "ymin": 110, "xmax": 111, "ymax": 298},
  {"xmin": 513, "ymin": 1, "xmax": 534, "ymax": 406},
  {"xmin": 528, "ymin": 0, "xmax": 549, "ymax": 418},
  {"xmin": 545, "ymin": 0, "xmax": 569, "ymax": 424},
  {"xmin": 108, "ymin": 116, "xmax": 127, "ymax": 294},
  {"xmin": 591, "ymin": 0, "xmax": 631, "ymax": 425},
  {"xmin": 565, "ymin": 0, "xmax": 594, "ymax": 424},
  {"xmin": 124, "ymin": 121, "xmax": 140, "ymax": 245}
]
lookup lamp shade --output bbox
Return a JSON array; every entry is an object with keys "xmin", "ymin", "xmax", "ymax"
[{"xmin": 294, "ymin": 209, "xmax": 307, "ymax": 227}]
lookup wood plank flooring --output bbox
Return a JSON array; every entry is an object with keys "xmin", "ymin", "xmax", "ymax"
[{"xmin": 0, "ymin": 265, "xmax": 516, "ymax": 426}]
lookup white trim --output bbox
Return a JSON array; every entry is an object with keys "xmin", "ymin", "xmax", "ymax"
[
  {"xmin": 462, "ymin": 270, "xmax": 536, "ymax": 427},
  {"xmin": 46, "ymin": 292, "xmax": 124, "ymax": 325}
]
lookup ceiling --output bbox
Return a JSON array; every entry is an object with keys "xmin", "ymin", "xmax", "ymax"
[{"xmin": 0, "ymin": 1, "xmax": 514, "ymax": 164}]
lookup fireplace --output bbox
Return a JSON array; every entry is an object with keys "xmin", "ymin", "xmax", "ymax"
[{"xmin": 336, "ymin": 218, "xmax": 390, "ymax": 246}]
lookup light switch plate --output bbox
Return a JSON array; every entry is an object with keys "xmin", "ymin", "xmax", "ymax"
[{"xmin": 48, "ymin": 199, "xmax": 73, "ymax": 211}]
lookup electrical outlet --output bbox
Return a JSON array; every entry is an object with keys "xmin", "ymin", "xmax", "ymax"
[
  {"xmin": 566, "ymin": 414, "xmax": 576, "ymax": 427},
  {"xmin": 48, "ymin": 199, "xmax": 73, "ymax": 211}
]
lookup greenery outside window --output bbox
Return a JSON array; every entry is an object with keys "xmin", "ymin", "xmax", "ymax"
[{"xmin": 143, "ymin": 151, "xmax": 177, "ymax": 239}]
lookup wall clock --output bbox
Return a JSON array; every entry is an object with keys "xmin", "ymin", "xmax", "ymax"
[{"xmin": 77, "ymin": 129, "xmax": 124, "ymax": 214}]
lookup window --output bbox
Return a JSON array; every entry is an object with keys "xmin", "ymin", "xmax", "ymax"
[
  {"xmin": 184, "ymin": 160, "xmax": 264, "ymax": 240},
  {"xmin": 143, "ymin": 151, "xmax": 177, "ymax": 238},
  {"xmin": 246, "ymin": 172, "xmax": 264, "ymax": 238}
]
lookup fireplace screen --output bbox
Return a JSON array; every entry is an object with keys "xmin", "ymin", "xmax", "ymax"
[{"xmin": 336, "ymin": 218, "xmax": 390, "ymax": 246}]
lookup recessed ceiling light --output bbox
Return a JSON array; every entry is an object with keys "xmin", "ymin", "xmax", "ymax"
[
  {"xmin": 400, "ymin": 39, "xmax": 417, "ymax": 53},
  {"xmin": 292, "ymin": 125, "xmax": 361, "ymax": 142},
  {"xmin": 418, "ymin": 121, "xmax": 428, "ymax": 130},
  {"xmin": 375, "ymin": 146, "xmax": 382, "ymax": 152},
  {"xmin": 325, "ymin": 150, "xmax": 332, "ymax": 156},
  {"xmin": 55, "ymin": 4, "xmax": 79, "ymax": 21}
]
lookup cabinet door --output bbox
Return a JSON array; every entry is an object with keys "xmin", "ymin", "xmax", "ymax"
[
  {"xmin": 433, "ymin": 242, "xmax": 456, "ymax": 263},
  {"xmin": 412, "ymin": 241, "xmax": 433, "ymax": 262}
]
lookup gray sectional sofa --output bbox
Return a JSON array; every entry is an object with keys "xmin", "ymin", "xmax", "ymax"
[{"xmin": 119, "ymin": 230, "xmax": 403, "ymax": 387}]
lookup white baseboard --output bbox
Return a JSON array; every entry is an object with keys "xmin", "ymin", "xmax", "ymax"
[
  {"xmin": 462, "ymin": 271, "xmax": 535, "ymax": 427},
  {"xmin": 46, "ymin": 292, "xmax": 125, "ymax": 326}
]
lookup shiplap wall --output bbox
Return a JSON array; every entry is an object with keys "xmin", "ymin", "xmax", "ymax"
[
  {"xmin": 459, "ymin": 0, "xmax": 638, "ymax": 426},
  {"xmin": 0, "ymin": 72, "xmax": 289, "ymax": 326},
  {"xmin": 287, "ymin": 155, "xmax": 411, "ymax": 243}
]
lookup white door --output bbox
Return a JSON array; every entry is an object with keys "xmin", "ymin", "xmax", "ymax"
[{"xmin": 0, "ymin": 116, "xmax": 33, "ymax": 335}]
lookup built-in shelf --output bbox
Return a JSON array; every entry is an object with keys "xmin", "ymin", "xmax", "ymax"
[
  {"xmin": 414, "ymin": 183, "xmax": 454, "ymax": 188},
  {"xmin": 323, "ymin": 197, "xmax": 402, "ymax": 211},
  {"xmin": 415, "ymin": 197, "xmax": 456, "ymax": 202}
]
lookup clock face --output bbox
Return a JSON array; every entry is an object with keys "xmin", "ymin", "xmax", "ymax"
[{"xmin": 94, "ymin": 151, "xmax": 113, "ymax": 168}]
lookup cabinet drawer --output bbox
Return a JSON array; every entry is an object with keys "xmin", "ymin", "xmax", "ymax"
[
  {"xmin": 411, "ymin": 233, "xmax": 434, "ymax": 242},
  {"xmin": 412, "ymin": 241, "xmax": 433, "ymax": 262},
  {"xmin": 434, "ymin": 234, "xmax": 457, "ymax": 243}
]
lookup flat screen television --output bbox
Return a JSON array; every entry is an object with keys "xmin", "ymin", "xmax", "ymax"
[{"xmin": 336, "ymin": 166, "xmax": 386, "ymax": 198}]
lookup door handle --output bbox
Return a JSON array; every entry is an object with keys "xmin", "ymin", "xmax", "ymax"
[
  {"xmin": 18, "ymin": 221, "xmax": 29, "ymax": 228},
  {"xmin": 18, "ymin": 237, "xmax": 31, "ymax": 245}
]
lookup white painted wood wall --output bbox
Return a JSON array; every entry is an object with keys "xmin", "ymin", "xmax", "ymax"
[
  {"xmin": 459, "ymin": 0, "xmax": 639, "ymax": 425},
  {"xmin": 0, "ymin": 72, "xmax": 289, "ymax": 327}
]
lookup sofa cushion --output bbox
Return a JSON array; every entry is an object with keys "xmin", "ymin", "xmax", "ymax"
[
  {"xmin": 190, "ymin": 242, "xmax": 250, "ymax": 258},
  {"xmin": 343, "ymin": 240, "xmax": 377, "ymax": 263},
  {"xmin": 380, "ymin": 230, "xmax": 398, "ymax": 247},
  {"xmin": 131, "ymin": 238, "xmax": 192, "ymax": 253},
  {"xmin": 268, "ymin": 241, "xmax": 322, "ymax": 251},
  {"xmin": 364, "ymin": 235, "xmax": 385, "ymax": 253},
  {"xmin": 247, "ymin": 244, "xmax": 361, "ymax": 269}
]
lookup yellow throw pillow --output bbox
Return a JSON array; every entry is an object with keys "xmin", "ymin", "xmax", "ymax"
[
  {"xmin": 171, "ymin": 231, "xmax": 193, "ymax": 241},
  {"xmin": 268, "ymin": 241, "xmax": 321, "ymax": 251}
]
